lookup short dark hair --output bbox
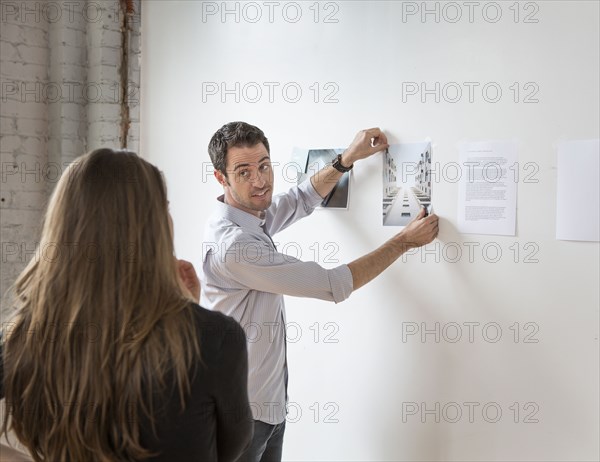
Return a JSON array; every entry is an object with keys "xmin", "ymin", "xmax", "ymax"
[{"xmin": 208, "ymin": 121, "xmax": 270, "ymax": 175}]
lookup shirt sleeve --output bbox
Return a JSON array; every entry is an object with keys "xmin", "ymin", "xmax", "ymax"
[
  {"xmin": 218, "ymin": 239, "xmax": 354, "ymax": 303},
  {"xmin": 265, "ymin": 179, "xmax": 324, "ymax": 236}
]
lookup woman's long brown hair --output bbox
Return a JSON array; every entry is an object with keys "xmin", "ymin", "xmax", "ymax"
[{"xmin": 1, "ymin": 149, "xmax": 200, "ymax": 461}]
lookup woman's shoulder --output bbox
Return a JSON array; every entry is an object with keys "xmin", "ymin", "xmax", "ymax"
[
  {"xmin": 187, "ymin": 303, "xmax": 245, "ymax": 348},
  {"xmin": 188, "ymin": 302, "xmax": 240, "ymax": 328}
]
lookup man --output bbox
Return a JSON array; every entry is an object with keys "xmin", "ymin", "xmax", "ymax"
[{"xmin": 201, "ymin": 121, "xmax": 438, "ymax": 461}]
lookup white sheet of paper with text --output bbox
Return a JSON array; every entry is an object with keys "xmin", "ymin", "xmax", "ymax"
[
  {"xmin": 457, "ymin": 141, "xmax": 518, "ymax": 236},
  {"xmin": 556, "ymin": 139, "xmax": 600, "ymax": 242}
]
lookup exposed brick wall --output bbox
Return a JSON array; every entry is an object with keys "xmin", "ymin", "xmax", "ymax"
[{"xmin": 0, "ymin": 0, "xmax": 141, "ymax": 319}]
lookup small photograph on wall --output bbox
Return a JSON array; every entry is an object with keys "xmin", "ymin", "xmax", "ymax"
[
  {"xmin": 383, "ymin": 142, "xmax": 432, "ymax": 226},
  {"xmin": 293, "ymin": 148, "xmax": 350, "ymax": 209}
]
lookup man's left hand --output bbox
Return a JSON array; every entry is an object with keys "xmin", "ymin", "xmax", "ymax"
[{"xmin": 342, "ymin": 127, "xmax": 389, "ymax": 166}]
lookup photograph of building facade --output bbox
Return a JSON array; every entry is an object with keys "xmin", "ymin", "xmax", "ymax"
[
  {"xmin": 296, "ymin": 148, "xmax": 350, "ymax": 209},
  {"xmin": 383, "ymin": 149, "xmax": 399, "ymax": 220},
  {"xmin": 383, "ymin": 142, "xmax": 432, "ymax": 226}
]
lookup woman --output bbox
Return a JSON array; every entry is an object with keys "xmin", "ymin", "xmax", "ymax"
[{"xmin": 0, "ymin": 149, "xmax": 252, "ymax": 461}]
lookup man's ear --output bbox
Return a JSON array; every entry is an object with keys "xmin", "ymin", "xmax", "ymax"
[{"xmin": 214, "ymin": 170, "xmax": 229, "ymax": 187}]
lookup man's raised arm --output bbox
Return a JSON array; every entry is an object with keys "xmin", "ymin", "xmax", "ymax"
[{"xmin": 310, "ymin": 127, "xmax": 390, "ymax": 198}]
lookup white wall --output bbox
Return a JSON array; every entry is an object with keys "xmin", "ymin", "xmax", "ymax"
[{"xmin": 141, "ymin": 2, "xmax": 599, "ymax": 460}]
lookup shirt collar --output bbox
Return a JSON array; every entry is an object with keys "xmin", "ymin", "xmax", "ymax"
[{"xmin": 215, "ymin": 195, "xmax": 266, "ymax": 229}]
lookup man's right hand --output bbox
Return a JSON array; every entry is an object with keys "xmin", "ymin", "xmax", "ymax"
[
  {"xmin": 347, "ymin": 208, "xmax": 439, "ymax": 290},
  {"xmin": 395, "ymin": 208, "xmax": 439, "ymax": 249}
]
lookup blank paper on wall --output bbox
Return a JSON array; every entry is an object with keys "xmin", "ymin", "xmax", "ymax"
[{"xmin": 556, "ymin": 139, "xmax": 600, "ymax": 242}]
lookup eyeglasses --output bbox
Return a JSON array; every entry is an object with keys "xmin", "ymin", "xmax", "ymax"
[{"xmin": 228, "ymin": 161, "xmax": 273, "ymax": 182}]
